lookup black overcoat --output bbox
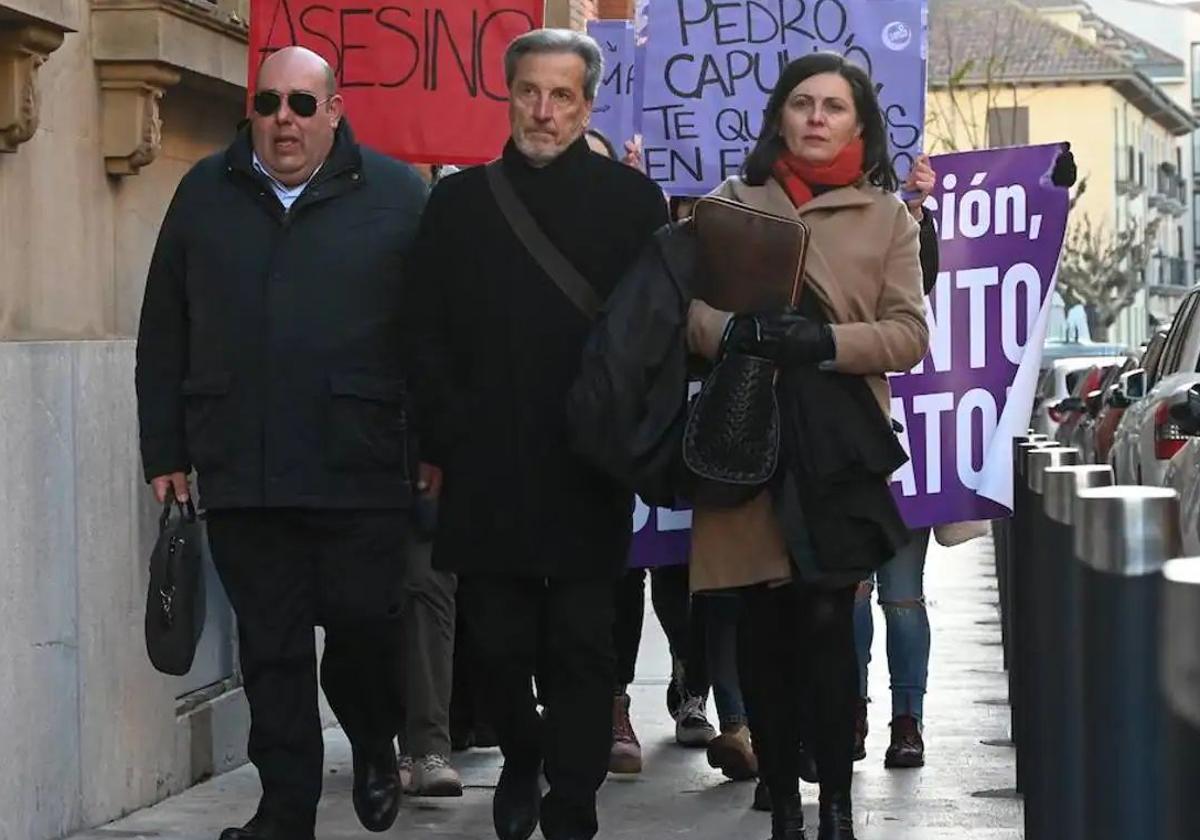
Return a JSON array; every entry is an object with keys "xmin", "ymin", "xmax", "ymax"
[
  {"xmin": 407, "ymin": 138, "xmax": 669, "ymax": 579},
  {"xmin": 135, "ymin": 121, "xmax": 429, "ymax": 510}
]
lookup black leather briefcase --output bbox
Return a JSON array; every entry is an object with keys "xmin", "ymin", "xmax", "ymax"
[{"xmin": 144, "ymin": 499, "xmax": 206, "ymax": 676}]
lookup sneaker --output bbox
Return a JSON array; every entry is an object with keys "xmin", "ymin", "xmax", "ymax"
[
  {"xmin": 398, "ymin": 753, "xmax": 415, "ymax": 794},
  {"xmin": 706, "ymin": 723, "xmax": 758, "ymax": 781},
  {"xmin": 884, "ymin": 715, "xmax": 925, "ymax": 768},
  {"xmin": 609, "ymin": 693, "xmax": 642, "ymax": 774},
  {"xmin": 675, "ymin": 695, "xmax": 718, "ymax": 747},
  {"xmin": 411, "ymin": 753, "xmax": 464, "ymax": 796},
  {"xmin": 853, "ymin": 698, "xmax": 868, "ymax": 761}
]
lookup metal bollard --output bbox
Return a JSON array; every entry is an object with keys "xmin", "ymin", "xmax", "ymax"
[
  {"xmin": 1006, "ymin": 437, "xmax": 1059, "ymax": 787},
  {"xmin": 1018, "ymin": 446, "xmax": 1078, "ymax": 813},
  {"xmin": 1162, "ymin": 558, "xmax": 1200, "ymax": 840},
  {"xmin": 1035, "ymin": 464, "xmax": 1114, "ymax": 840},
  {"xmin": 1076, "ymin": 486, "xmax": 1180, "ymax": 840},
  {"xmin": 1001, "ymin": 432, "xmax": 1048, "ymax": 670}
]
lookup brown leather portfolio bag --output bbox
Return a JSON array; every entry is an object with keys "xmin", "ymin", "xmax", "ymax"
[{"xmin": 691, "ymin": 196, "xmax": 811, "ymax": 313}]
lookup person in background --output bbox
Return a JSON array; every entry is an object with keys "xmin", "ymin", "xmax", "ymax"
[
  {"xmin": 135, "ymin": 46, "xmax": 428, "ymax": 840},
  {"xmin": 852, "ymin": 146, "xmax": 1078, "ymax": 770},
  {"xmin": 406, "ymin": 29, "xmax": 669, "ymax": 840},
  {"xmin": 584, "ymin": 127, "xmax": 718, "ymax": 776}
]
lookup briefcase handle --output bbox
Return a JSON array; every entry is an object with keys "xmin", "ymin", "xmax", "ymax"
[{"xmin": 158, "ymin": 497, "xmax": 197, "ymax": 531}]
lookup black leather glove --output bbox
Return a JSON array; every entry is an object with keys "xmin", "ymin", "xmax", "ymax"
[
  {"xmin": 1052, "ymin": 145, "xmax": 1077, "ymax": 188},
  {"xmin": 722, "ymin": 311, "xmax": 836, "ymax": 366}
]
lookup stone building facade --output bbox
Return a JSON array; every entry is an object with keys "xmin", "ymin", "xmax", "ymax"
[{"xmin": 0, "ymin": 1, "xmax": 627, "ymax": 838}]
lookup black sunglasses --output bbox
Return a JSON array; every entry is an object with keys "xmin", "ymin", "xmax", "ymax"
[{"xmin": 252, "ymin": 90, "xmax": 329, "ymax": 118}]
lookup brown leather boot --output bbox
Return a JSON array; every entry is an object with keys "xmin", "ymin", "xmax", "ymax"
[
  {"xmin": 884, "ymin": 714, "xmax": 925, "ymax": 768},
  {"xmin": 608, "ymin": 693, "xmax": 642, "ymax": 774},
  {"xmin": 706, "ymin": 723, "xmax": 759, "ymax": 781}
]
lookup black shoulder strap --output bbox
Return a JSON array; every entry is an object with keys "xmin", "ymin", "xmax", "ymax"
[{"xmin": 485, "ymin": 160, "xmax": 602, "ymax": 321}]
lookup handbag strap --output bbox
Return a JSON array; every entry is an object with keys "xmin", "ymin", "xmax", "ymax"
[{"xmin": 485, "ymin": 160, "xmax": 602, "ymax": 321}]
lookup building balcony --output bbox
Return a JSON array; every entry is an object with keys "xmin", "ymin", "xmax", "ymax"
[
  {"xmin": 1116, "ymin": 146, "xmax": 1146, "ymax": 197},
  {"xmin": 1150, "ymin": 166, "xmax": 1189, "ymax": 216},
  {"xmin": 1151, "ymin": 254, "xmax": 1191, "ymax": 292}
]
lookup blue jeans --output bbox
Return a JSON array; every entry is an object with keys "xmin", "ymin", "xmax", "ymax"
[
  {"xmin": 854, "ymin": 528, "xmax": 931, "ymax": 720},
  {"xmin": 698, "ymin": 591, "xmax": 747, "ymax": 728}
]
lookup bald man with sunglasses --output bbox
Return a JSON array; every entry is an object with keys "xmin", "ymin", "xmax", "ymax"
[{"xmin": 135, "ymin": 47, "xmax": 428, "ymax": 840}]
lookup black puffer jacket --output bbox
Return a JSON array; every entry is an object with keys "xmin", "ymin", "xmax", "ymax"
[{"xmin": 135, "ymin": 122, "xmax": 428, "ymax": 510}]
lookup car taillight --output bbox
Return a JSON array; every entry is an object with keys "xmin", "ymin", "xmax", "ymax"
[{"xmin": 1155, "ymin": 402, "xmax": 1188, "ymax": 460}]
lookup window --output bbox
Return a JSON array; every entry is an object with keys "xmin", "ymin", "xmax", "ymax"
[
  {"xmin": 1192, "ymin": 43, "xmax": 1200, "ymax": 99},
  {"xmin": 986, "ymin": 107, "xmax": 1029, "ymax": 147},
  {"xmin": 1179, "ymin": 226, "xmax": 1186, "ymax": 258}
]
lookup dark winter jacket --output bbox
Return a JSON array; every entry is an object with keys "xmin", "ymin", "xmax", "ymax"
[
  {"xmin": 135, "ymin": 121, "xmax": 428, "ymax": 510},
  {"xmin": 406, "ymin": 137, "xmax": 669, "ymax": 579}
]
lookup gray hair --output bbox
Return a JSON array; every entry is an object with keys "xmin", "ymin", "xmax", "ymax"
[{"xmin": 504, "ymin": 29, "xmax": 604, "ymax": 101}]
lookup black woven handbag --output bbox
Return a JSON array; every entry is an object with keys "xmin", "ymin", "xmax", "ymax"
[
  {"xmin": 145, "ymin": 499, "xmax": 206, "ymax": 676},
  {"xmin": 682, "ymin": 352, "xmax": 780, "ymax": 507}
]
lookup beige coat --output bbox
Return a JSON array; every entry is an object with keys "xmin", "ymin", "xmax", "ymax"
[{"xmin": 689, "ymin": 175, "xmax": 929, "ymax": 593}]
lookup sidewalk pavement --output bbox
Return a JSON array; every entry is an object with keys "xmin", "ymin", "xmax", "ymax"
[{"xmin": 68, "ymin": 537, "xmax": 1020, "ymax": 840}]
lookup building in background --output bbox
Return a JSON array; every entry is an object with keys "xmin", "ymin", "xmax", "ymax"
[{"xmin": 928, "ymin": 0, "xmax": 1196, "ymax": 349}]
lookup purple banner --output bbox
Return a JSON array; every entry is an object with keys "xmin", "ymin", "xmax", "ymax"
[
  {"xmin": 630, "ymin": 498, "xmax": 691, "ymax": 568},
  {"xmin": 640, "ymin": 0, "xmax": 927, "ymax": 196},
  {"xmin": 889, "ymin": 143, "xmax": 1071, "ymax": 527},
  {"xmin": 587, "ymin": 20, "xmax": 638, "ymax": 149}
]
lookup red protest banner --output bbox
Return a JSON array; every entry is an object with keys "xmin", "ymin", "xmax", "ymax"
[{"xmin": 248, "ymin": 0, "xmax": 544, "ymax": 164}]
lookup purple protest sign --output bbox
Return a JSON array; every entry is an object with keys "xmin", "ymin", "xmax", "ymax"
[
  {"xmin": 587, "ymin": 20, "xmax": 637, "ymax": 149},
  {"xmin": 629, "ymin": 498, "xmax": 691, "ymax": 568},
  {"xmin": 889, "ymin": 143, "xmax": 1071, "ymax": 527},
  {"xmin": 640, "ymin": 0, "xmax": 927, "ymax": 196}
]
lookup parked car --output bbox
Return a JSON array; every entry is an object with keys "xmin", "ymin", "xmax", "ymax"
[
  {"xmin": 1033, "ymin": 356, "xmax": 1128, "ymax": 439},
  {"xmin": 1054, "ymin": 363, "xmax": 1118, "ymax": 455},
  {"xmin": 1093, "ymin": 333, "xmax": 1167, "ymax": 465},
  {"xmin": 1110, "ymin": 287, "xmax": 1200, "ymax": 486},
  {"xmin": 1162, "ymin": 384, "xmax": 1200, "ymax": 553},
  {"xmin": 1062, "ymin": 358, "xmax": 1134, "ymax": 462}
]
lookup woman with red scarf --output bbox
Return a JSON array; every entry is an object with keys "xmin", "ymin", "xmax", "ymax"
[{"xmin": 685, "ymin": 54, "xmax": 928, "ymax": 840}]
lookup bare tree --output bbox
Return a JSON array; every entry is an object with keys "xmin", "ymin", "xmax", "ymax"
[
  {"xmin": 1056, "ymin": 202, "xmax": 1161, "ymax": 341},
  {"xmin": 926, "ymin": 0, "xmax": 1061, "ymax": 152}
]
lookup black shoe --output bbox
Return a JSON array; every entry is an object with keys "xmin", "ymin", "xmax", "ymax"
[
  {"xmin": 817, "ymin": 794, "xmax": 856, "ymax": 840},
  {"xmin": 852, "ymin": 699, "xmax": 868, "ymax": 762},
  {"xmin": 752, "ymin": 780, "xmax": 772, "ymax": 812},
  {"xmin": 539, "ymin": 789, "xmax": 599, "ymax": 840},
  {"xmin": 798, "ymin": 741, "xmax": 820, "ymax": 784},
  {"xmin": 219, "ymin": 816, "xmax": 314, "ymax": 840},
  {"xmin": 768, "ymin": 792, "xmax": 806, "ymax": 840},
  {"xmin": 474, "ymin": 721, "xmax": 500, "ymax": 749},
  {"xmin": 493, "ymin": 763, "xmax": 541, "ymax": 840},
  {"xmin": 351, "ymin": 741, "xmax": 402, "ymax": 833}
]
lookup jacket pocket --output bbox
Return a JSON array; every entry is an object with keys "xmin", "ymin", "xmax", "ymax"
[
  {"xmin": 326, "ymin": 373, "xmax": 409, "ymax": 473},
  {"xmin": 181, "ymin": 373, "xmax": 232, "ymax": 473}
]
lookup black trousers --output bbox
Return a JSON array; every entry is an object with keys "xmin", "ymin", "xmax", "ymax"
[
  {"xmin": 460, "ymin": 575, "xmax": 616, "ymax": 840},
  {"xmin": 206, "ymin": 509, "xmax": 408, "ymax": 831},
  {"xmin": 740, "ymin": 581, "xmax": 858, "ymax": 802},
  {"xmin": 613, "ymin": 564, "xmax": 708, "ymax": 698}
]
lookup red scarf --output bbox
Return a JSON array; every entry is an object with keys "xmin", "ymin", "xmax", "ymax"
[{"xmin": 772, "ymin": 138, "xmax": 865, "ymax": 208}]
